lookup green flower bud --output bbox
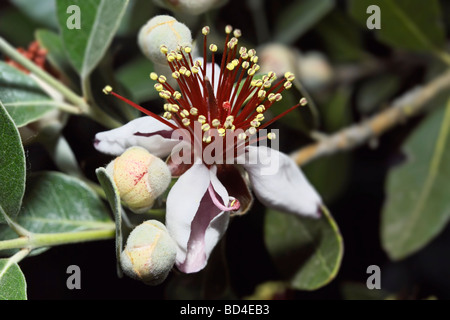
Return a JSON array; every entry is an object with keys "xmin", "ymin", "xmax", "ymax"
[
  {"xmin": 106, "ymin": 146, "xmax": 171, "ymax": 213},
  {"xmin": 121, "ymin": 220, "xmax": 177, "ymax": 286},
  {"xmin": 138, "ymin": 15, "xmax": 192, "ymax": 66}
]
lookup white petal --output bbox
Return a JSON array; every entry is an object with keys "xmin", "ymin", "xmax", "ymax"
[
  {"xmin": 165, "ymin": 164, "xmax": 230, "ymax": 273},
  {"xmin": 165, "ymin": 163, "xmax": 210, "ymax": 269},
  {"xmin": 243, "ymin": 146, "xmax": 322, "ymax": 218},
  {"xmin": 94, "ymin": 116, "xmax": 179, "ymax": 157}
]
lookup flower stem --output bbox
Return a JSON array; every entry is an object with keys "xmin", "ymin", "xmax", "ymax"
[
  {"xmin": 0, "ymin": 37, "xmax": 121, "ymax": 129},
  {"xmin": 0, "ymin": 228, "xmax": 115, "ymax": 252}
]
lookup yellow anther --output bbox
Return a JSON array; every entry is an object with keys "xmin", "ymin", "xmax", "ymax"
[
  {"xmin": 233, "ymin": 29, "xmax": 242, "ymax": 38},
  {"xmin": 201, "ymin": 123, "xmax": 211, "ymax": 132},
  {"xmin": 268, "ymin": 132, "xmax": 277, "ymax": 140},
  {"xmin": 103, "ymin": 85, "xmax": 113, "ymax": 95},
  {"xmin": 159, "ymin": 91, "xmax": 171, "ymax": 99},
  {"xmin": 268, "ymin": 93, "xmax": 276, "ymax": 102},
  {"xmin": 185, "ymin": 70, "xmax": 191, "ymax": 77},
  {"xmin": 195, "ymin": 60, "xmax": 202, "ymax": 67},
  {"xmin": 256, "ymin": 114, "xmax": 265, "ymax": 122},
  {"xmin": 248, "ymin": 127, "xmax": 257, "ymax": 135},
  {"xmin": 172, "ymin": 71, "xmax": 180, "ymax": 79},
  {"xmin": 253, "ymin": 64, "xmax": 260, "ymax": 72},
  {"xmin": 258, "ymin": 90, "xmax": 266, "ymax": 99},
  {"xmin": 226, "ymin": 63, "xmax": 235, "ymax": 71},
  {"xmin": 284, "ymin": 81, "xmax": 292, "ymax": 89},
  {"xmin": 248, "ymin": 49, "xmax": 256, "ymax": 57},
  {"xmin": 225, "ymin": 115, "xmax": 234, "ymax": 123},
  {"xmin": 167, "ymin": 53, "xmax": 176, "ymax": 63},
  {"xmin": 190, "ymin": 108, "xmax": 198, "ymax": 116},
  {"xmin": 169, "ymin": 104, "xmax": 179, "ymax": 112},
  {"xmin": 179, "ymin": 66, "xmax": 187, "ymax": 75},
  {"xmin": 202, "ymin": 26, "xmax": 210, "ymax": 35},
  {"xmin": 248, "ymin": 68, "xmax": 256, "ymax": 76},
  {"xmin": 256, "ymin": 105, "xmax": 265, "ymax": 113},
  {"xmin": 300, "ymin": 97, "xmax": 308, "ymax": 106},
  {"xmin": 251, "ymin": 79, "xmax": 263, "ymax": 87},
  {"xmin": 154, "ymin": 83, "xmax": 164, "ymax": 92},
  {"xmin": 264, "ymin": 81, "xmax": 272, "ymax": 89},
  {"xmin": 191, "ymin": 66, "xmax": 200, "ymax": 74},
  {"xmin": 198, "ymin": 115, "xmax": 207, "ymax": 124},
  {"xmin": 182, "ymin": 118, "xmax": 190, "ymax": 126},
  {"xmin": 284, "ymin": 72, "xmax": 295, "ymax": 81},
  {"xmin": 160, "ymin": 45, "xmax": 168, "ymax": 54},
  {"xmin": 275, "ymin": 93, "xmax": 283, "ymax": 102},
  {"xmin": 232, "ymin": 59, "xmax": 239, "ymax": 67},
  {"xmin": 238, "ymin": 132, "xmax": 247, "ymax": 140},
  {"xmin": 184, "ymin": 47, "xmax": 192, "ymax": 54},
  {"xmin": 250, "ymin": 120, "xmax": 260, "ymax": 128},
  {"xmin": 212, "ymin": 119, "xmax": 221, "ymax": 127},
  {"xmin": 176, "ymin": 53, "xmax": 183, "ymax": 61},
  {"xmin": 163, "ymin": 103, "xmax": 170, "ymax": 111},
  {"xmin": 209, "ymin": 44, "xmax": 218, "ymax": 52},
  {"xmin": 203, "ymin": 134, "xmax": 212, "ymax": 144},
  {"xmin": 158, "ymin": 75, "xmax": 167, "ymax": 83},
  {"xmin": 163, "ymin": 112, "xmax": 172, "ymax": 120},
  {"xmin": 173, "ymin": 91, "xmax": 182, "ymax": 100},
  {"xmin": 242, "ymin": 61, "xmax": 250, "ymax": 69},
  {"xmin": 225, "ymin": 25, "xmax": 233, "ymax": 34},
  {"xmin": 241, "ymin": 52, "xmax": 249, "ymax": 60},
  {"xmin": 250, "ymin": 55, "xmax": 259, "ymax": 64},
  {"xmin": 181, "ymin": 109, "xmax": 190, "ymax": 117},
  {"xmin": 150, "ymin": 72, "xmax": 158, "ymax": 81},
  {"xmin": 239, "ymin": 47, "xmax": 247, "ymax": 55},
  {"xmin": 218, "ymin": 128, "xmax": 226, "ymax": 137}
]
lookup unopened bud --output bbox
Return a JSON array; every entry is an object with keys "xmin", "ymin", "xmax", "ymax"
[
  {"xmin": 121, "ymin": 220, "xmax": 177, "ymax": 285},
  {"xmin": 138, "ymin": 15, "xmax": 193, "ymax": 66},
  {"xmin": 106, "ymin": 147, "xmax": 171, "ymax": 213}
]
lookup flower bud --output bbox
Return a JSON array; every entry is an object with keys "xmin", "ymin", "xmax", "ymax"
[
  {"xmin": 153, "ymin": 0, "xmax": 228, "ymax": 16},
  {"xmin": 258, "ymin": 43, "xmax": 300, "ymax": 78},
  {"xmin": 297, "ymin": 51, "xmax": 334, "ymax": 90},
  {"xmin": 121, "ymin": 220, "xmax": 177, "ymax": 285},
  {"xmin": 138, "ymin": 15, "xmax": 193, "ymax": 66},
  {"xmin": 106, "ymin": 146, "xmax": 171, "ymax": 213}
]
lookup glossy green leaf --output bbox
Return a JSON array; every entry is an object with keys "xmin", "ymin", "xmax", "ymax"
[
  {"xmin": 382, "ymin": 97, "xmax": 450, "ymax": 260},
  {"xmin": 348, "ymin": 0, "xmax": 446, "ymax": 52},
  {"xmin": 96, "ymin": 167, "xmax": 123, "ymax": 277},
  {"xmin": 0, "ymin": 259, "xmax": 27, "ymax": 300},
  {"xmin": 0, "ymin": 62, "xmax": 56, "ymax": 127},
  {"xmin": 264, "ymin": 206, "xmax": 343, "ymax": 290},
  {"xmin": 274, "ymin": 0, "xmax": 335, "ymax": 45},
  {"xmin": 56, "ymin": 0, "xmax": 130, "ymax": 79},
  {"xmin": 0, "ymin": 100, "xmax": 26, "ymax": 223}
]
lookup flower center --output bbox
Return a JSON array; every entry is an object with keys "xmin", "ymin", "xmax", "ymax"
[{"xmin": 103, "ymin": 25, "xmax": 307, "ymax": 161}]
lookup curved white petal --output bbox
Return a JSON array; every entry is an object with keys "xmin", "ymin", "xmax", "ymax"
[
  {"xmin": 94, "ymin": 116, "xmax": 179, "ymax": 157},
  {"xmin": 165, "ymin": 164, "xmax": 230, "ymax": 273},
  {"xmin": 243, "ymin": 146, "xmax": 322, "ymax": 218}
]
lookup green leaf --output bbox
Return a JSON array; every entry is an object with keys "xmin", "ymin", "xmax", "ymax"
[
  {"xmin": 0, "ymin": 259, "xmax": 27, "ymax": 300},
  {"xmin": 116, "ymin": 57, "xmax": 157, "ymax": 104},
  {"xmin": 0, "ymin": 100, "xmax": 26, "ymax": 223},
  {"xmin": 0, "ymin": 62, "xmax": 56, "ymax": 127},
  {"xmin": 10, "ymin": 0, "xmax": 58, "ymax": 29},
  {"xmin": 56, "ymin": 0, "xmax": 130, "ymax": 79},
  {"xmin": 8, "ymin": 172, "xmax": 112, "ymax": 233},
  {"xmin": 264, "ymin": 206, "xmax": 343, "ymax": 290},
  {"xmin": 35, "ymin": 29, "xmax": 78, "ymax": 87},
  {"xmin": 96, "ymin": 167, "xmax": 123, "ymax": 277},
  {"xmin": 274, "ymin": 0, "xmax": 335, "ymax": 45},
  {"xmin": 315, "ymin": 9, "xmax": 367, "ymax": 62},
  {"xmin": 348, "ymin": 0, "xmax": 446, "ymax": 53},
  {"xmin": 382, "ymin": 97, "xmax": 450, "ymax": 260}
]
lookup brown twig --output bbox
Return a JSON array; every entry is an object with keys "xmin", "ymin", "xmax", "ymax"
[{"xmin": 291, "ymin": 69, "xmax": 450, "ymax": 166}]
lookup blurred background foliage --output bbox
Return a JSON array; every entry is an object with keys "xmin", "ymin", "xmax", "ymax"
[{"xmin": 0, "ymin": 0, "xmax": 450, "ymax": 300}]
